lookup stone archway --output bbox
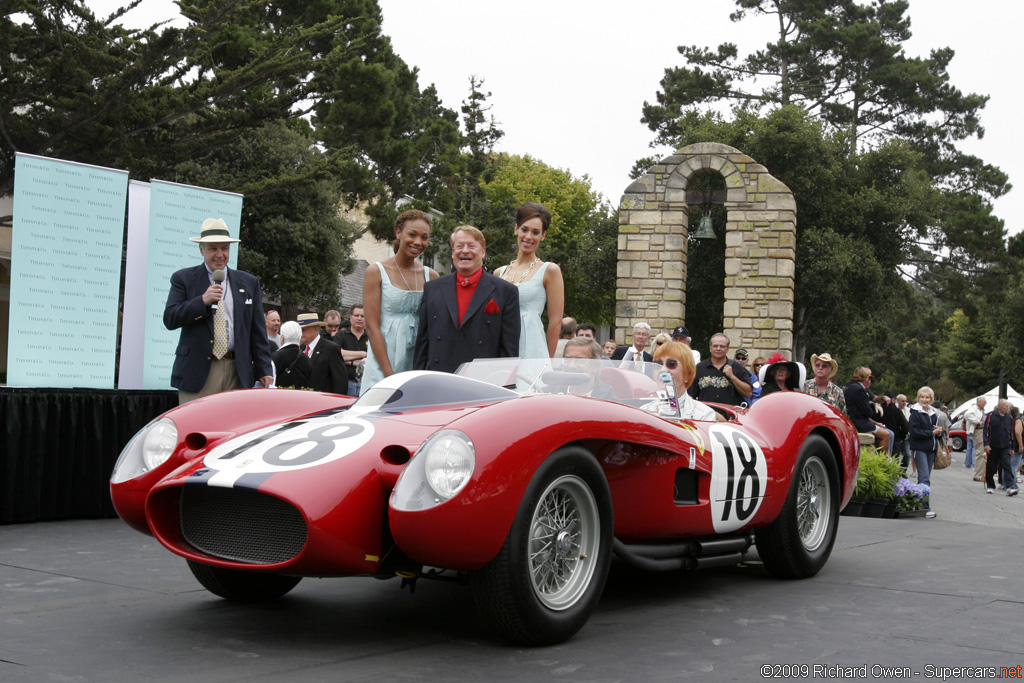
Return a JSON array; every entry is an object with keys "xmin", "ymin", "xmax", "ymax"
[{"xmin": 616, "ymin": 142, "xmax": 796, "ymax": 360}]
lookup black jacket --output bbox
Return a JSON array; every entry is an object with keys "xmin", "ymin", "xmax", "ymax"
[
  {"xmin": 308, "ymin": 337, "xmax": 346, "ymax": 394},
  {"xmin": 984, "ymin": 410, "xmax": 1014, "ymax": 449},
  {"xmin": 271, "ymin": 344, "xmax": 312, "ymax": 390}
]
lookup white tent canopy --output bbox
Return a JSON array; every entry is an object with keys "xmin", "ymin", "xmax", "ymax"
[{"xmin": 950, "ymin": 385, "xmax": 1024, "ymax": 420}]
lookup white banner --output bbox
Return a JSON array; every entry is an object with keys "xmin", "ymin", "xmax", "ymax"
[
  {"xmin": 134, "ymin": 179, "xmax": 243, "ymax": 390},
  {"xmin": 7, "ymin": 153, "xmax": 128, "ymax": 388}
]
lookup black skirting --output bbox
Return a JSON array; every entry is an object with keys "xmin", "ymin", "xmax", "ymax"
[{"xmin": 1, "ymin": 388, "xmax": 177, "ymax": 523}]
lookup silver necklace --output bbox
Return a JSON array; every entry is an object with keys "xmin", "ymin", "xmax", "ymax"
[{"xmin": 395, "ymin": 260, "xmax": 420, "ymax": 291}]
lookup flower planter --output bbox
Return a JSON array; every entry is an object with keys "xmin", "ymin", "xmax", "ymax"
[
  {"xmin": 841, "ymin": 497, "xmax": 865, "ymax": 517},
  {"xmin": 862, "ymin": 498, "xmax": 888, "ymax": 518},
  {"xmin": 897, "ymin": 509, "xmax": 928, "ymax": 518},
  {"xmin": 882, "ymin": 498, "xmax": 898, "ymax": 518}
]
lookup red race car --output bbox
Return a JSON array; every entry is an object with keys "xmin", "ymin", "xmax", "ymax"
[{"xmin": 111, "ymin": 358, "xmax": 859, "ymax": 645}]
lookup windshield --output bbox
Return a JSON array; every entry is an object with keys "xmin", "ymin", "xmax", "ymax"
[
  {"xmin": 454, "ymin": 357, "xmax": 674, "ymax": 405},
  {"xmin": 355, "ymin": 370, "xmax": 518, "ymax": 413}
]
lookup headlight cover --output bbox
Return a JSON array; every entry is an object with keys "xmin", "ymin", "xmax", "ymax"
[
  {"xmin": 110, "ymin": 417, "xmax": 178, "ymax": 484},
  {"xmin": 391, "ymin": 429, "xmax": 475, "ymax": 511}
]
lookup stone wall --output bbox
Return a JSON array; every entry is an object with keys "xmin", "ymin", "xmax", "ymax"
[{"xmin": 617, "ymin": 142, "xmax": 796, "ymax": 360}]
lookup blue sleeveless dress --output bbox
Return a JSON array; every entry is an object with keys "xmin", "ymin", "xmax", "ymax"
[
  {"xmin": 360, "ymin": 262, "xmax": 430, "ymax": 395},
  {"xmin": 500, "ymin": 262, "xmax": 550, "ymax": 359}
]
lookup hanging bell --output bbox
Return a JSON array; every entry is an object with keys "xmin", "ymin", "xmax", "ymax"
[{"xmin": 692, "ymin": 214, "xmax": 716, "ymax": 239}]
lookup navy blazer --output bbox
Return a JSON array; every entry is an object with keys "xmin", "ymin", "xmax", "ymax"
[
  {"xmin": 163, "ymin": 264, "xmax": 273, "ymax": 392},
  {"xmin": 414, "ymin": 271, "xmax": 520, "ymax": 374}
]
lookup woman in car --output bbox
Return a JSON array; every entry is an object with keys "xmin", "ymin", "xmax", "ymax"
[{"xmin": 645, "ymin": 341, "xmax": 716, "ymax": 420}]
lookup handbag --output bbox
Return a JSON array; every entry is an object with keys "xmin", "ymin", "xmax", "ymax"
[{"xmin": 934, "ymin": 437, "xmax": 951, "ymax": 470}]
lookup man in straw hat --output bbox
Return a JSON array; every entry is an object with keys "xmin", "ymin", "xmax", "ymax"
[
  {"xmin": 803, "ymin": 352, "xmax": 846, "ymax": 413},
  {"xmin": 297, "ymin": 312, "xmax": 347, "ymax": 394},
  {"xmin": 164, "ymin": 218, "xmax": 273, "ymax": 403}
]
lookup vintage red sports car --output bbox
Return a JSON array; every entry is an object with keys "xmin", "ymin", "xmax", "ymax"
[{"xmin": 111, "ymin": 358, "xmax": 860, "ymax": 645}]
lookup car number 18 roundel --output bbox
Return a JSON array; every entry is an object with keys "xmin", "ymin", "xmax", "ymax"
[
  {"xmin": 708, "ymin": 424, "xmax": 768, "ymax": 534},
  {"xmin": 200, "ymin": 415, "xmax": 376, "ymax": 487}
]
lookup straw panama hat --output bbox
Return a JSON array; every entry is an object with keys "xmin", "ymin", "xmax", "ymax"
[{"xmin": 189, "ymin": 218, "xmax": 241, "ymax": 244}]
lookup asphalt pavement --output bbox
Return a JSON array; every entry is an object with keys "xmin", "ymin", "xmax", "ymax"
[
  {"xmin": 919, "ymin": 449, "xmax": 1024, "ymax": 528},
  {"xmin": 2, "ymin": 458, "xmax": 1023, "ymax": 682}
]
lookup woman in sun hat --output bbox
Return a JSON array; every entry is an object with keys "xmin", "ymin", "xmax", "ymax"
[{"xmin": 758, "ymin": 352, "xmax": 806, "ymax": 397}]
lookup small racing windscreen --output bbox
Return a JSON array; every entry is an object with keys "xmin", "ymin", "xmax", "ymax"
[{"xmin": 355, "ymin": 370, "xmax": 519, "ymax": 413}]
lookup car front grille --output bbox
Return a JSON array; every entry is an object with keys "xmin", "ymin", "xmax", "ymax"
[{"xmin": 180, "ymin": 485, "xmax": 307, "ymax": 564}]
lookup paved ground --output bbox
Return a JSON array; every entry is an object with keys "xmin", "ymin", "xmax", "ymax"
[
  {"xmin": 920, "ymin": 450, "xmax": 1024, "ymax": 528},
  {"xmin": 2, "ymin": 458, "xmax": 1023, "ymax": 682}
]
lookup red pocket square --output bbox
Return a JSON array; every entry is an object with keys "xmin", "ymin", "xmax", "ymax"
[{"xmin": 484, "ymin": 298, "xmax": 501, "ymax": 314}]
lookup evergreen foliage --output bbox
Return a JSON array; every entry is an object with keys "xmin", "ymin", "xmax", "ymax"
[{"xmin": 639, "ymin": 0, "xmax": 1015, "ymax": 401}]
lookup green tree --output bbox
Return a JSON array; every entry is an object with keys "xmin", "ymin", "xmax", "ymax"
[
  {"xmin": 643, "ymin": 0, "xmax": 1011, "ymax": 307},
  {"xmin": 446, "ymin": 76, "xmax": 505, "ymax": 230},
  {"xmin": 642, "ymin": 0, "xmax": 988, "ymax": 155},
  {"xmin": 1, "ymin": 0, "xmax": 361, "ymax": 191},
  {"xmin": 640, "ymin": 0, "xmax": 1010, "ymax": 372}
]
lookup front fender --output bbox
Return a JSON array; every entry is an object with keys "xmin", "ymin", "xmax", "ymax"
[{"xmin": 388, "ymin": 395, "xmax": 695, "ymax": 569}]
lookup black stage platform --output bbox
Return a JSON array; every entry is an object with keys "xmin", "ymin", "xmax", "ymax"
[{"xmin": 0, "ymin": 387, "xmax": 176, "ymax": 523}]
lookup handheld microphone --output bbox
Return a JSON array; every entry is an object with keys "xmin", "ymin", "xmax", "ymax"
[{"xmin": 212, "ymin": 269, "xmax": 225, "ymax": 311}]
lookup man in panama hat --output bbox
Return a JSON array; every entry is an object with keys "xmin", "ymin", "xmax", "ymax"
[
  {"xmin": 297, "ymin": 312, "xmax": 347, "ymax": 394},
  {"xmin": 164, "ymin": 218, "xmax": 274, "ymax": 403}
]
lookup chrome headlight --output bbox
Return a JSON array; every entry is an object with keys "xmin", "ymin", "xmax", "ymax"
[
  {"xmin": 424, "ymin": 431, "xmax": 476, "ymax": 499},
  {"xmin": 111, "ymin": 417, "xmax": 178, "ymax": 484},
  {"xmin": 391, "ymin": 429, "xmax": 476, "ymax": 511}
]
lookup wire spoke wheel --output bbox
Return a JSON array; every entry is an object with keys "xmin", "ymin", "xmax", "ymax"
[
  {"xmin": 755, "ymin": 435, "xmax": 839, "ymax": 579},
  {"xmin": 470, "ymin": 447, "xmax": 613, "ymax": 645},
  {"xmin": 527, "ymin": 475, "xmax": 599, "ymax": 610},
  {"xmin": 795, "ymin": 456, "xmax": 830, "ymax": 551}
]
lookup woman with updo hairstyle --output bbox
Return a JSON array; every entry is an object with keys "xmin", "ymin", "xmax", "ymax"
[
  {"xmin": 361, "ymin": 209, "xmax": 439, "ymax": 394},
  {"xmin": 494, "ymin": 202, "xmax": 564, "ymax": 357},
  {"xmin": 644, "ymin": 341, "xmax": 717, "ymax": 421}
]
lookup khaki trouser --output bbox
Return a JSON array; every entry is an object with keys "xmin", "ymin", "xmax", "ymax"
[
  {"xmin": 178, "ymin": 357, "xmax": 243, "ymax": 404},
  {"xmin": 973, "ymin": 428, "xmax": 987, "ymax": 480}
]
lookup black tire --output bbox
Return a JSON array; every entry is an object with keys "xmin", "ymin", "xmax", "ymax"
[
  {"xmin": 755, "ymin": 435, "xmax": 839, "ymax": 579},
  {"xmin": 187, "ymin": 560, "xmax": 301, "ymax": 602},
  {"xmin": 470, "ymin": 446, "xmax": 613, "ymax": 645},
  {"xmin": 951, "ymin": 435, "xmax": 966, "ymax": 452}
]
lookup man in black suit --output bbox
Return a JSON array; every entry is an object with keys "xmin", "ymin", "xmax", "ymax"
[
  {"xmin": 298, "ymin": 313, "xmax": 347, "ymax": 394},
  {"xmin": 611, "ymin": 322, "xmax": 653, "ymax": 368},
  {"xmin": 415, "ymin": 226, "xmax": 520, "ymax": 373},
  {"xmin": 164, "ymin": 218, "xmax": 274, "ymax": 404}
]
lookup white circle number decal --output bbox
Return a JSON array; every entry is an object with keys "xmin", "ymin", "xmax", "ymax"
[
  {"xmin": 709, "ymin": 425, "xmax": 767, "ymax": 533},
  {"xmin": 203, "ymin": 416, "xmax": 375, "ymax": 477}
]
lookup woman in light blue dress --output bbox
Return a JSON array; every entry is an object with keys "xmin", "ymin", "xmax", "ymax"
[
  {"xmin": 361, "ymin": 210, "xmax": 438, "ymax": 395},
  {"xmin": 495, "ymin": 203, "xmax": 564, "ymax": 358}
]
